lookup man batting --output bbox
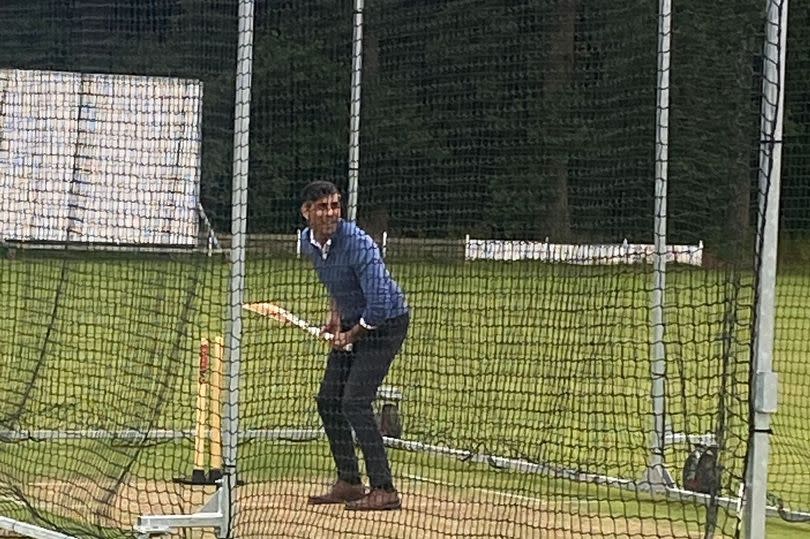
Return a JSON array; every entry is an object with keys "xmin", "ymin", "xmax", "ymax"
[{"xmin": 299, "ymin": 180, "xmax": 410, "ymax": 511}]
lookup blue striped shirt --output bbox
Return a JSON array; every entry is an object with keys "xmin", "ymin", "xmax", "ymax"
[{"xmin": 301, "ymin": 220, "xmax": 408, "ymax": 329}]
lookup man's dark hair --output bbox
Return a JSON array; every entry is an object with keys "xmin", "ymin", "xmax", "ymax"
[{"xmin": 301, "ymin": 180, "xmax": 340, "ymax": 204}]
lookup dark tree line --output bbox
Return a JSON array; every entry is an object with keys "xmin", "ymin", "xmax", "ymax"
[{"xmin": 0, "ymin": 0, "xmax": 808, "ymax": 254}]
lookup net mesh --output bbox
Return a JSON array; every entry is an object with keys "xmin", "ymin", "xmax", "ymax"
[
  {"xmin": 770, "ymin": 0, "xmax": 810, "ymax": 521},
  {"xmin": 0, "ymin": 1, "xmax": 805, "ymax": 538},
  {"xmin": 0, "ymin": 1, "xmax": 237, "ymax": 537}
]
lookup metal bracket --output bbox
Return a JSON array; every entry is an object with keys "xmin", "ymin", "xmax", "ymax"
[
  {"xmin": 642, "ymin": 462, "xmax": 675, "ymax": 493},
  {"xmin": 134, "ymin": 484, "xmax": 226, "ymax": 538},
  {"xmin": 754, "ymin": 371, "xmax": 778, "ymax": 415}
]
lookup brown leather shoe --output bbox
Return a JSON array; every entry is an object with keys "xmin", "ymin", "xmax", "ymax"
[
  {"xmin": 308, "ymin": 480, "xmax": 366, "ymax": 505},
  {"xmin": 345, "ymin": 488, "xmax": 401, "ymax": 511}
]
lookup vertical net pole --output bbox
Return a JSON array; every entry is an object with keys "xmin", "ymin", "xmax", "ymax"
[
  {"xmin": 346, "ymin": 0, "xmax": 365, "ymax": 222},
  {"xmin": 770, "ymin": 0, "xmax": 810, "ymax": 521},
  {"xmin": 648, "ymin": 0, "xmax": 673, "ymax": 488},
  {"xmin": 744, "ymin": 0, "xmax": 788, "ymax": 535},
  {"xmin": 223, "ymin": 0, "xmax": 256, "ymax": 535}
]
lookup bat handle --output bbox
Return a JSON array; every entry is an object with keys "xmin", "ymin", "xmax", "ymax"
[
  {"xmin": 320, "ymin": 330, "xmax": 353, "ymax": 352},
  {"xmin": 311, "ymin": 326, "xmax": 329, "ymax": 339}
]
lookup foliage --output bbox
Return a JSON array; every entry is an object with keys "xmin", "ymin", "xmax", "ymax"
[{"xmin": 0, "ymin": 0, "xmax": 807, "ymax": 249}]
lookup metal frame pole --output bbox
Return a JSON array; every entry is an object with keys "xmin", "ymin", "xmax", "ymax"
[
  {"xmin": 222, "ymin": 0, "xmax": 256, "ymax": 536},
  {"xmin": 346, "ymin": 0, "xmax": 364, "ymax": 221},
  {"xmin": 743, "ymin": 1, "xmax": 787, "ymax": 537},
  {"xmin": 647, "ymin": 0, "xmax": 674, "ymax": 490},
  {"xmin": 134, "ymin": 4, "xmax": 255, "ymax": 537}
]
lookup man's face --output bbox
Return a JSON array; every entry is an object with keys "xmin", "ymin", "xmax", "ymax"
[{"xmin": 302, "ymin": 193, "xmax": 342, "ymax": 240}]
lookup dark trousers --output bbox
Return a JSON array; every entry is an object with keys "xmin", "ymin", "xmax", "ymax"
[{"xmin": 315, "ymin": 313, "xmax": 409, "ymax": 490}]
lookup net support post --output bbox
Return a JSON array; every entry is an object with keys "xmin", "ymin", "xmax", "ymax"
[
  {"xmin": 0, "ymin": 517, "xmax": 77, "ymax": 539},
  {"xmin": 133, "ymin": 2, "xmax": 256, "ymax": 537},
  {"xmin": 346, "ymin": 0, "xmax": 364, "ymax": 222},
  {"xmin": 197, "ymin": 202, "xmax": 222, "ymax": 254},
  {"xmin": 221, "ymin": 0, "xmax": 256, "ymax": 537},
  {"xmin": 743, "ymin": 1, "xmax": 787, "ymax": 536},
  {"xmin": 646, "ymin": 0, "xmax": 673, "ymax": 492}
]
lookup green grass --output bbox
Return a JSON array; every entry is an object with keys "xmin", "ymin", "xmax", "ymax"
[{"xmin": 0, "ymin": 251, "xmax": 808, "ymax": 538}]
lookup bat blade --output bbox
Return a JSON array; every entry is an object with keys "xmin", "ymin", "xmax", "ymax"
[
  {"xmin": 243, "ymin": 301, "xmax": 350, "ymax": 350},
  {"xmin": 244, "ymin": 302, "xmax": 304, "ymax": 328}
]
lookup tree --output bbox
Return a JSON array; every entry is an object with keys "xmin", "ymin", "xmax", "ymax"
[
  {"xmin": 667, "ymin": 0, "xmax": 762, "ymax": 260},
  {"xmin": 539, "ymin": 0, "xmax": 576, "ymax": 241}
]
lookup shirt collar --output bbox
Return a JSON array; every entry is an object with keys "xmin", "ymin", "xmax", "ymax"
[{"xmin": 309, "ymin": 230, "xmax": 333, "ymax": 260}]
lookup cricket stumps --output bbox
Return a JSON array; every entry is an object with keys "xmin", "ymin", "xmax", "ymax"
[{"xmin": 174, "ymin": 336, "xmax": 224, "ymax": 485}]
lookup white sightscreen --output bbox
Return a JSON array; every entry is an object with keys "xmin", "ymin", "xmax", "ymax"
[{"xmin": 0, "ymin": 68, "xmax": 202, "ymax": 246}]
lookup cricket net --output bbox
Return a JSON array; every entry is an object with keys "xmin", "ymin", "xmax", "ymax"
[
  {"xmin": 0, "ymin": 1, "xmax": 805, "ymax": 539},
  {"xmin": 0, "ymin": 1, "xmax": 238, "ymax": 538}
]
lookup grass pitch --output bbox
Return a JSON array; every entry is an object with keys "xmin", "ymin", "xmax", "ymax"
[{"xmin": 0, "ymin": 251, "xmax": 807, "ymax": 538}]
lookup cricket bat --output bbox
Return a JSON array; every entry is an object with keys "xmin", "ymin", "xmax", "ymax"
[{"xmin": 243, "ymin": 301, "xmax": 352, "ymax": 351}]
